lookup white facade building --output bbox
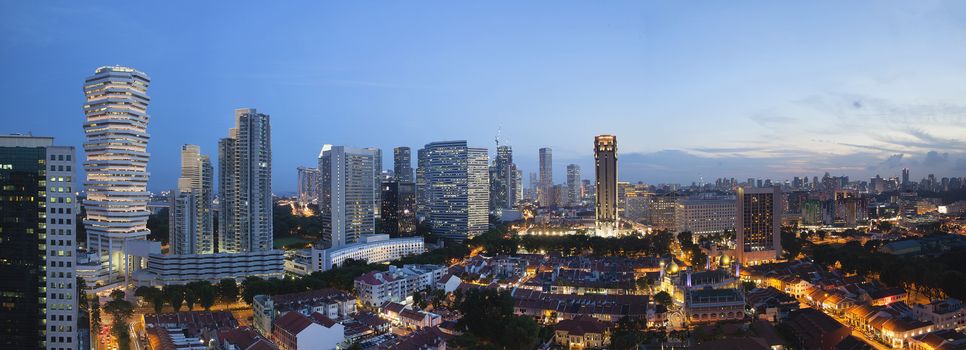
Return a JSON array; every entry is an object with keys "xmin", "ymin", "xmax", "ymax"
[
  {"xmin": 354, "ymin": 264, "xmax": 448, "ymax": 307},
  {"xmin": 133, "ymin": 250, "xmax": 284, "ymax": 287},
  {"xmin": 285, "ymin": 235, "xmax": 425, "ymax": 275},
  {"xmin": 82, "ymin": 66, "xmax": 152, "ymax": 282},
  {"xmin": 296, "ymin": 166, "xmax": 321, "ymax": 206},
  {"xmin": 674, "ymin": 195, "xmax": 736, "ymax": 238},
  {"xmin": 218, "ymin": 108, "xmax": 273, "ymax": 253},
  {"xmin": 170, "ymin": 144, "xmax": 213, "ymax": 255},
  {"xmin": 318, "ymin": 145, "xmax": 378, "ymax": 248}
]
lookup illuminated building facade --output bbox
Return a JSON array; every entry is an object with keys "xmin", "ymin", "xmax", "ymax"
[
  {"xmin": 170, "ymin": 144, "xmax": 214, "ymax": 255},
  {"xmin": 82, "ymin": 66, "xmax": 152, "ymax": 281},
  {"xmin": 538, "ymin": 147, "xmax": 553, "ymax": 205},
  {"xmin": 490, "ymin": 145, "xmax": 515, "ymax": 210},
  {"xmin": 296, "ymin": 166, "xmax": 321, "ymax": 206},
  {"xmin": 218, "ymin": 108, "xmax": 273, "ymax": 253},
  {"xmin": 566, "ymin": 164, "xmax": 581, "ymax": 206},
  {"xmin": 423, "ymin": 141, "xmax": 489, "ymax": 240},
  {"xmin": 394, "ymin": 147, "xmax": 414, "ymax": 183},
  {"xmin": 319, "ymin": 145, "xmax": 378, "ymax": 248},
  {"xmin": 736, "ymin": 186, "xmax": 782, "ymax": 265},
  {"xmin": 0, "ymin": 135, "xmax": 78, "ymax": 350},
  {"xmin": 595, "ymin": 135, "xmax": 618, "ymax": 235}
]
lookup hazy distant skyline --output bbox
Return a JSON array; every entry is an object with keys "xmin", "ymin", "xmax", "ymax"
[{"xmin": 3, "ymin": 1, "xmax": 966, "ymax": 192}]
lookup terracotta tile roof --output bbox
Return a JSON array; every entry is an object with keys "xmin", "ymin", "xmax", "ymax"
[
  {"xmin": 377, "ymin": 326, "xmax": 450, "ymax": 350},
  {"xmin": 554, "ymin": 316, "xmax": 610, "ymax": 336},
  {"xmin": 217, "ymin": 327, "xmax": 279, "ymax": 350},
  {"xmin": 310, "ymin": 312, "xmax": 337, "ymax": 328},
  {"xmin": 381, "ymin": 301, "xmax": 406, "ymax": 314},
  {"xmin": 399, "ymin": 309, "xmax": 427, "ymax": 322},
  {"xmin": 273, "ymin": 311, "xmax": 314, "ymax": 336}
]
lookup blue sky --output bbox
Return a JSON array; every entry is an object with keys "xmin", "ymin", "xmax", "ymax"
[{"xmin": 3, "ymin": 1, "xmax": 966, "ymax": 192}]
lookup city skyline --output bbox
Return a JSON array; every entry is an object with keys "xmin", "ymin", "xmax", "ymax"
[{"xmin": 4, "ymin": 2, "xmax": 966, "ymax": 192}]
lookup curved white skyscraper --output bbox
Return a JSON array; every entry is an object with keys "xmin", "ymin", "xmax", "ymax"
[{"xmin": 82, "ymin": 66, "xmax": 152, "ymax": 281}]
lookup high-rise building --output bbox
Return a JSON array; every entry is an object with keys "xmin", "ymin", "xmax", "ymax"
[
  {"xmin": 218, "ymin": 108, "xmax": 273, "ymax": 253},
  {"xmin": 490, "ymin": 145, "xmax": 515, "ymax": 210},
  {"xmin": 736, "ymin": 186, "xmax": 782, "ymax": 265},
  {"xmin": 423, "ymin": 141, "xmax": 489, "ymax": 239},
  {"xmin": 648, "ymin": 193, "xmax": 680, "ymax": 230},
  {"xmin": 380, "ymin": 179, "xmax": 417, "ymax": 236},
  {"xmin": 367, "ymin": 147, "xmax": 383, "ymax": 219},
  {"xmin": 566, "ymin": 164, "xmax": 581, "ymax": 206},
  {"xmin": 594, "ymin": 135, "xmax": 618, "ymax": 234},
  {"xmin": 0, "ymin": 135, "xmax": 78, "ymax": 349},
  {"xmin": 538, "ymin": 147, "xmax": 553, "ymax": 205},
  {"xmin": 514, "ymin": 169, "xmax": 524, "ymax": 205},
  {"xmin": 528, "ymin": 172, "xmax": 538, "ymax": 201},
  {"xmin": 674, "ymin": 194, "xmax": 736, "ymax": 237},
  {"xmin": 170, "ymin": 144, "xmax": 214, "ymax": 255},
  {"xmin": 319, "ymin": 145, "xmax": 378, "ymax": 248},
  {"xmin": 581, "ymin": 179, "xmax": 593, "ymax": 201},
  {"xmin": 414, "ymin": 148, "xmax": 429, "ymax": 218},
  {"xmin": 393, "ymin": 147, "xmax": 414, "ymax": 183},
  {"xmin": 901, "ymin": 168, "xmax": 910, "ymax": 186},
  {"xmin": 82, "ymin": 66, "xmax": 152, "ymax": 281},
  {"xmin": 296, "ymin": 166, "xmax": 321, "ymax": 206}
]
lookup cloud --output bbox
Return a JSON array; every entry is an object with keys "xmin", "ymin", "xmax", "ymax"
[
  {"xmin": 748, "ymin": 111, "xmax": 797, "ymax": 128},
  {"xmin": 923, "ymin": 151, "xmax": 949, "ymax": 167}
]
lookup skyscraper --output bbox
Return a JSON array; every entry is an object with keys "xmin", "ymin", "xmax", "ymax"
[
  {"xmin": 218, "ymin": 108, "xmax": 273, "ymax": 253},
  {"xmin": 489, "ymin": 145, "xmax": 515, "ymax": 210},
  {"xmin": 595, "ymin": 135, "xmax": 618, "ymax": 235},
  {"xmin": 736, "ymin": 186, "xmax": 782, "ymax": 265},
  {"xmin": 566, "ymin": 164, "xmax": 581, "ymax": 206},
  {"xmin": 367, "ymin": 147, "xmax": 383, "ymax": 219},
  {"xmin": 0, "ymin": 135, "xmax": 78, "ymax": 349},
  {"xmin": 514, "ymin": 169, "xmax": 524, "ymax": 205},
  {"xmin": 424, "ymin": 141, "xmax": 489, "ymax": 239},
  {"xmin": 528, "ymin": 172, "xmax": 538, "ymax": 201},
  {"xmin": 380, "ymin": 179, "xmax": 416, "ymax": 236},
  {"xmin": 415, "ymin": 147, "xmax": 429, "ymax": 218},
  {"xmin": 319, "ymin": 145, "xmax": 378, "ymax": 248},
  {"xmin": 296, "ymin": 166, "xmax": 321, "ymax": 206},
  {"xmin": 393, "ymin": 147, "xmax": 414, "ymax": 183},
  {"xmin": 901, "ymin": 168, "xmax": 910, "ymax": 186},
  {"xmin": 82, "ymin": 66, "xmax": 152, "ymax": 281},
  {"xmin": 538, "ymin": 147, "xmax": 553, "ymax": 205},
  {"xmin": 170, "ymin": 144, "xmax": 214, "ymax": 255}
]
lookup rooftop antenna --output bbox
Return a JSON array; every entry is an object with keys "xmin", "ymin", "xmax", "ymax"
[{"xmin": 495, "ymin": 126, "xmax": 502, "ymax": 148}]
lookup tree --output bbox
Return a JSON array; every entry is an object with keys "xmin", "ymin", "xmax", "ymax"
[
  {"xmin": 499, "ymin": 315, "xmax": 539, "ymax": 350},
  {"xmin": 104, "ymin": 299, "xmax": 134, "ymax": 324},
  {"xmin": 151, "ymin": 293, "xmax": 164, "ymax": 314},
  {"xmin": 677, "ymin": 231, "xmax": 694, "ymax": 248},
  {"xmin": 654, "ymin": 291, "xmax": 673, "ymax": 307},
  {"xmin": 77, "ymin": 277, "xmax": 90, "ymax": 310},
  {"xmin": 198, "ymin": 284, "xmax": 217, "ymax": 311},
  {"xmin": 163, "ymin": 285, "xmax": 185, "ymax": 312},
  {"xmin": 110, "ymin": 288, "xmax": 125, "ymax": 301},
  {"xmin": 781, "ymin": 229, "xmax": 802, "ymax": 259},
  {"xmin": 91, "ymin": 299, "xmax": 102, "ymax": 331},
  {"xmin": 611, "ymin": 316, "xmax": 645, "ymax": 350},
  {"xmin": 112, "ymin": 320, "xmax": 131, "ymax": 350},
  {"xmin": 413, "ymin": 290, "xmax": 426, "ymax": 310},
  {"xmin": 184, "ymin": 287, "xmax": 197, "ymax": 311},
  {"xmin": 636, "ymin": 276, "xmax": 654, "ymax": 294},
  {"xmin": 689, "ymin": 250, "xmax": 708, "ymax": 269},
  {"xmin": 134, "ymin": 286, "xmax": 154, "ymax": 299},
  {"xmin": 218, "ymin": 279, "xmax": 240, "ymax": 307}
]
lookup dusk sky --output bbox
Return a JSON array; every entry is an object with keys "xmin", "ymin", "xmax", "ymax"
[{"xmin": 3, "ymin": 1, "xmax": 966, "ymax": 193}]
